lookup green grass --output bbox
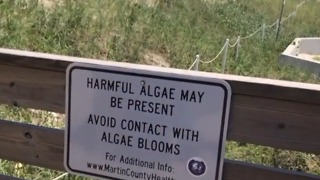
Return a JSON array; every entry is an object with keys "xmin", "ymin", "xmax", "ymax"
[{"xmin": 1, "ymin": 0, "xmax": 320, "ymax": 179}]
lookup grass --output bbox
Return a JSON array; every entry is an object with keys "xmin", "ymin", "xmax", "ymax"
[
  {"xmin": 1, "ymin": 0, "xmax": 320, "ymax": 179},
  {"xmin": 314, "ymin": 56, "xmax": 320, "ymax": 61}
]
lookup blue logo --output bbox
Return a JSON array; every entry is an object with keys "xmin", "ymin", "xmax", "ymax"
[{"xmin": 187, "ymin": 157, "xmax": 206, "ymax": 177}]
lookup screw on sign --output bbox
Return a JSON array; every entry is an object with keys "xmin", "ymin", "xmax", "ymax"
[{"xmin": 64, "ymin": 61, "xmax": 232, "ymax": 180}]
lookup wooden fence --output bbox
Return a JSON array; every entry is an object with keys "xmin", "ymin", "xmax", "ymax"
[{"xmin": 1, "ymin": 48, "xmax": 320, "ymax": 180}]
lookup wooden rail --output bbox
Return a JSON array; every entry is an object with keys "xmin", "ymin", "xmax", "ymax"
[
  {"xmin": 0, "ymin": 174, "xmax": 24, "ymax": 180},
  {"xmin": 1, "ymin": 48, "xmax": 320, "ymax": 179},
  {"xmin": 1, "ymin": 120, "xmax": 320, "ymax": 180}
]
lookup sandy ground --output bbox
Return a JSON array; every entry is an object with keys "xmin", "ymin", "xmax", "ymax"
[
  {"xmin": 39, "ymin": 0, "xmax": 57, "ymax": 8},
  {"xmin": 39, "ymin": 0, "xmax": 170, "ymax": 68},
  {"xmin": 31, "ymin": 0, "xmax": 170, "ymax": 122}
]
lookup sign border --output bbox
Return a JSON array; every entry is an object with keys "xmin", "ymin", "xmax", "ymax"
[{"xmin": 64, "ymin": 62, "xmax": 231, "ymax": 180}]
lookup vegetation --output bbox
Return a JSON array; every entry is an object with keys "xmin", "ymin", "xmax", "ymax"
[{"xmin": 1, "ymin": 0, "xmax": 320, "ymax": 179}]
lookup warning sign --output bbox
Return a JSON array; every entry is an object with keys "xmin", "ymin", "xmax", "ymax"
[{"xmin": 64, "ymin": 62, "xmax": 232, "ymax": 180}]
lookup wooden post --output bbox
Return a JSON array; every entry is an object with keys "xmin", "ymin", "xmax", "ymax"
[
  {"xmin": 222, "ymin": 39, "xmax": 229, "ymax": 73},
  {"xmin": 194, "ymin": 54, "xmax": 200, "ymax": 71},
  {"xmin": 262, "ymin": 23, "xmax": 266, "ymax": 41},
  {"xmin": 236, "ymin": 36, "xmax": 241, "ymax": 61}
]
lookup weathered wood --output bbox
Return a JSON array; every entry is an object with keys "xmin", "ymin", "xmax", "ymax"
[
  {"xmin": 0, "ymin": 64, "xmax": 65, "ymax": 112},
  {"xmin": 0, "ymin": 119, "xmax": 319, "ymax": 180},
  {"xmin": 1, "ymin": 47, "xmax": 320, "ymax": 104},
  {"xmin": 0, "ymin": 119, "xmax": 64, "ymax": 171},
  {"xmin": 229, "ymin": 95, "xmax": 320, "ymax": 154},
  {"xmin": 0, "ymin": 174, "xmax": 25, "ymax": 180},
  {"xmin": 223, "ymin": 159, "xmax": 320, "ymax": 180},
  {"xmin": 1, "ymin": 63, "xmax": 320, "ymax": 155},
  {"xmin": 2, "ymin": 48, "xmax": 320, "ymax": 154}
]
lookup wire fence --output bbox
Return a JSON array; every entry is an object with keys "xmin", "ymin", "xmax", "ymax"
[{"xmin": 189, "ymin": 0, "xmax": 307, "ymax": 72}]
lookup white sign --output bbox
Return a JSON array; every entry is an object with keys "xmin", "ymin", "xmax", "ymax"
[{"xmin": 64, "ymin": 62, "xmax": 232, "ymax": 180}]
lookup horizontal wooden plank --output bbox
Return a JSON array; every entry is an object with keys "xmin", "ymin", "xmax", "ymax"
[
  {"xmin": 0, "ymin": 119, "xmax": 64, "ymax": 171},
  {"xmin": 223, "ymin": 159, "xmax": 320, "ymax": 180},
  {"xmin": 0, "ymin": 119, "xmax": 319, "ymax": 180},
  {"xmin": 1, "ymin": 47, "xmax": 320, "ymax": 104},
  {"xmin": 0, "ymin": 174, "xmax": 25, "ymax": 180},
  {"xmin": 229, "ymin": 95, "xmax": 320, "ymax": 154},
  {"xmin": 1, "ymin": 63, "xmax": 320, "ymax": 155},
  {"xmin": 0, "ymin": 64, "xmax": 65, "ymax": 112}
]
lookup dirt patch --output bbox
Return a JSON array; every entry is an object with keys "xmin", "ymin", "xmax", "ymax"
[
  {"xmin": 130, "ymin": 0, "xmax": 160, "ymax": 7},
  {"xmin": 39, "ymin": 0, "xmax": 54, "ymax": 8},
  {"xmin": 142, "ymin": 52, "xmax": 170, "ymax": 67},
  {"xmin": 37, "ymin": 0, "xmax": 170, "ymax": 68},
  {"xmin": 39, "ymin": 0, "xmax": 62, "ymax": 8}
]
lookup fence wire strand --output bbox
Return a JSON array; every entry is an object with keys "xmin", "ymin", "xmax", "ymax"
[
  {"xmin": 240, "ymin": 26, "xmax": 264, "ymax": 40},
  {"xmin": 228, "ymin": 38, "xmax": 239, "ymax": 47},
  {"xmin": 265, "ymin": 20, "xmax": 278, "ymax": 28},
  {"xmin": 281, "ymin": 0, "xmax": 305, "ymax": 24},
  {"xmin": 199, "ymin": 43, "xmax": 227, "ymax": 64},
  {"xmin": 52, "ymin": 173, "xmax": 68, "ymax": 180},
  {"xmin": 188, "ymin": 0, "xmax": 307, "ymax": 70},
  {"xmin": 188, "ymin": 58, "xmax": 198, "ymax": 70}
]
